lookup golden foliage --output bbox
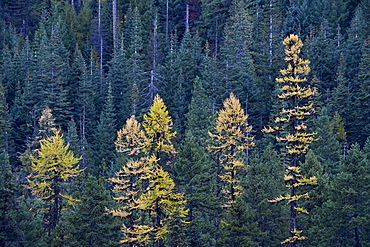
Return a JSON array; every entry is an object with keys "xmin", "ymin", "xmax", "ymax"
[
  {"xmin": 262, "ymin": 35, "xmax": 317, "ymax": 156},
  {"xmin": 28, "ymin": 129, "xmax": 82, "ymax": 205},
  {"xmin": 281, "ymin": 228, "xmax": 307, "ymax": 244},
  {"xmin": 264, "ymin": 35, "xmax": 319, "ymax": 245},
  {"xmin": 115, "ymin": 115, "xmax": 145, "ymax": 156},
  {"xmin": 208, "ymin": 93, "xmax": 254, "ymax": 206},
  {"xmin": 142, "ymin": 95, "xmax": 177, "ymax": 155},
  {"xmin": 109, "ymin": 95, "xmax": 187, "ymax": 245},
  {"xmin": 108, "ymin": 156, "xmax": 188, "ymax": 245}
]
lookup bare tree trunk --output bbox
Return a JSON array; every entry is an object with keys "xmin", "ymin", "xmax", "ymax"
[
  {"xmin": 186, "ymin": 4, "xmax": 189, "ymax": 32},
  {"xmin": 112, "ymin": 0, "xmax": 117, "ymax": 51},
  {"xmin": 80, "ymin": 105, "xmax": 86, "ymax": 169},
  {"xmin": 98, "ymin": 0, "xmax": 103, "ymax": 95},
  {"xmin": 153, "ymin": 14, "xmax": 159, "ymax": 69},
  {"xmin": 269, "ymin": 0, "xmax": 273, "ymax": 68},
  {"xmin": 165, "ymin": 0, "xmax": 169, "ymax": 44}
]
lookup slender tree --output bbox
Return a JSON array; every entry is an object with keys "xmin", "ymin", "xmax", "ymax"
[
  {"xmin": 93, "ymin": 82, "xmax": 116, "ymax": 177},
  {"xmin": 0, "ymin": 151, "xmax": 21, "ymax": 245},
  {"xmin": 353, "ymin": 37, "xmax": 370, "ymax": 145},
  {"xmin": 109, "ymin": 115, "xmax": 149, "ymax": 246},
  {"xmin": 175, "ymin": 77, "xmax": 219, "ymax": 246},
  {"xmin": 263, "ymin": 34, "xmax": 318, "ymax": 246}
]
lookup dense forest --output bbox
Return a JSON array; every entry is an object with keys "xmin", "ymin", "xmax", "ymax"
[{"xmin": 0, "ymin": 0, "xmax": 370, "ymax": 246}]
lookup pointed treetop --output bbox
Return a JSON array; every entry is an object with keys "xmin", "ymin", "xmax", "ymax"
[
  {"xmin": 215, "ymin": 92, "xmax": 251, "ymax": 134},
  {"xmin": 142, "ymin": 94, "xmax": 176, "ymax": 155},
  {"xmin": 115, "ymin": 115, "xmax": 145, "ymax": 156}
]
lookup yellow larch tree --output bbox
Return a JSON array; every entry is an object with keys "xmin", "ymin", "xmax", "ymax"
[
  {"xmin": 142, "ymin": 94, "xmax": 177, "ymax": 157},
  {"xmin": 262, "ymin": 34, "xmax": 318, "ymax": 246},
  {"xmin": 115, "ymin": 115, "xmax": 145, "ymax": 156},
  {"xmin": 108, "ymin": 95, "xmax": 187, "ymax": 247},
  {"xmin": 27, "ymin": 129, "xmax": 82, "ymax": 235},
  {"xmin": 208, "ymin": 92, "xmax": 255, "ymax": 208}
]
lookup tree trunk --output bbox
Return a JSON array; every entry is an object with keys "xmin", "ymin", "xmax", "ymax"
[
  {"xmin": 165, "ymin": 0, "xmax": 169, "ymax": 44},
  {"xmin": 112, "ymin": 0, "xmax": 117, "ymax": 51},
  {"xmin": 290, "ymin": 154, "xmax": 297, "ymax": 247},
  {"xmin": 98, "ymin": 0, "xmax": 103, "ymax": 95}
]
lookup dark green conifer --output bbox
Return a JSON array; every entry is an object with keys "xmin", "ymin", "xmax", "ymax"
[
  {"xmin": 59, "ymin": 175, "xmax": 121, "ymax": 246},
  {"xmin": 353, "ymin": 37, "xmax": 370, "ymax": 145},
  {"xmin": 311, "ymin": 144, "xmax": 370, "ymax": 246},
  {"xmin": 0, "ymin": 151, "xmax": 22, "ymax": 245},
  {"xmin": 311, "ymin": 107, "xmax": 341, "ymax": 175},
  {"xmin": 93, "ymin": 82, "xmax": 117, "ymax": 177}
]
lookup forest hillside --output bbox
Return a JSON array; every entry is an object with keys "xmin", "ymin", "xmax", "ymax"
[{"xmin": 1, "ymin": 0, "xmax": 370, "ymax": 246}]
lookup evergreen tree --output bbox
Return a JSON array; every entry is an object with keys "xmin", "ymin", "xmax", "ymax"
[
  {"xmin": 49, "ymin": 1, "xmax": 76, "ymax": 61},
  {"xmin": 361, "ymin": 0, "xmax": 370, "ymax": 37},
  {"xmin": 66, "ymin": 119, "xmax": 80, "ymax": 158},
  {"xmin": 217, "ymin": 194, "xmax": 258, "ymax": 247},
  {"xmin": 246, "ymin": 143, "xmax": 287, "ymax": 246},
  {"xmin": 62, "ymin": 175, "xmax": 121, "ymax": 247},
  {"xmin": 92, "ymin": 82, "xmax": 117, "ymax": 177},
  {"xmin": 166, "ymin": 30, "xmax": 202, "ymax": 138},
  {"xmin": 174, "ymin": 78, "xmax": 219, "ymax": 246},
  {"xmin": 353, "ymin": 37, "xmax": 370, "ymax": 145},
  {"xmin": 77, "ymin": 50, "xmax": 98, "ymax": 167},
  {"xmin": 67, "ymin": 45, "xmax": 86, "ymax": 122},
  {"xmin": 299, "ymin": 149, "xmax": 329, "ymax": 247},
  {"xmin": 196, "ymin": 0, "xmax": 230, "ymax": 53},
  {"xmin": 200, "ymin": 45, "xmax": 222, "ymax": 112},
  {"xmin": 263, "ymin": 34, "xmax": 318, "ymax": 246},
  {"xmin": 10, "ymin": 57, "xmax": 37, "ymax": 163},
  {"xmin": 283, "ymin": 0, "xmax": 300, "ymax": 36},
  {"xmin": 0, "ymin": 151, "xmax": 22, "ymax": 245},
  {"xmin": 330, "ymin": 111, "xmax": 347, "ymax": 157},
  {"xmin": 175, "ymin": 133, "xmax": 219, "ymax": 247},
  {"xmin": 250, "ymin": 0, "xmax": 284, "ymax": 133},
  {"xmin": 344, "ymin": 6, "xmax": 366, "ymax": 87},
  {"xmin": 27, "ymin": 129, "xmax": 83, "ymax": 234},
  {"xmin": 43, "ymin": 24, "xmax": 72, "ymax": 130},
  {"xmin": 217, "ymin": 0, "xmax": 257, "ymax": 111},
  {"xmin": 327, "ymin": 54, "xmax": 354, "ymax": 144},
  {"xmin": 108, "ymin": 34, "xmax": 130, "ymax": 127},
  {"xmin": 184, "ymin": 77, "xmax": 213, "ymax": 142},
  {"xmin": 311, "ymin": 107, "xmax": 341, "ymax": 175},
  {"xmin": 0, "ymin": 80, "xmax": 10, "ymax": 154},
  {"xmin": 331, "ymin": 144, "xmax": 370, "ymax": 246},
  {"xmin": 1, "ymin": 43, "xmax": 26, "ymax": 109},
  {"xmin": 1, "ymin": 45, "xmax": 15, "ymax": 108},
  {"xmin": 307, "ymin": 19, "xmax": 339, "ymax": 94},
  {"xmin": 311, "ymin": 143, "xmax": 370, "ymax": 246},
  {"xmin": 74, "ymin": 1, "xmax": 93, "ymax": 56},
  {"xmin": 123, "ymin": 6, "xmax": 147, "ymax": 112}
]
